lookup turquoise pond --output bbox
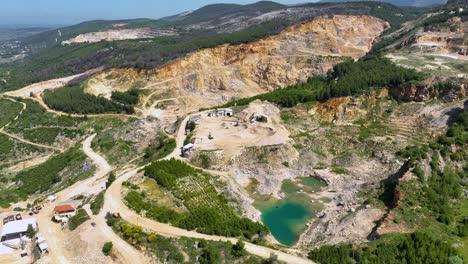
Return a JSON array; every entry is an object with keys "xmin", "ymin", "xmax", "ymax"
[
  {"xmin": 260, "ymin": 199, "xmax": 312, "ymax": 246},
  {"xmin": 254, "ymin": 177, "xmax": 326, "ymax": 246}
]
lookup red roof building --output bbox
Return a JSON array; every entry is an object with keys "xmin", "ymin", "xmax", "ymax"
[{"xmin": 53, "ymin": 204, "xmax": 75, "ymax": 215}]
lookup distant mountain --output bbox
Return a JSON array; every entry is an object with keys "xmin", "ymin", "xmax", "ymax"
[
  {"xmin": 445, "ymin": 0, "xmax": 468, "ymax": 8},
  {"xmin": 0, "ymin": 0, "xmax": 424, "ymax": 90},
  {"xmin": 160, "ymin": 1, "xmax": 286, "ymax": 24},
  {"xmin": 319, "ymin": 0, "xmax": 447, "ymax": 7}
]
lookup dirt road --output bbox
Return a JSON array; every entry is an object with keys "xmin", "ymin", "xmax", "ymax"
[
  {"xmin": 35, "ymin": 134, "xmax": 110, "ymax": 264},
  {"xmin": 105, "ymin": 166, "xmax": 314, "ymax": 264},
  {"xmin": 61, "ymin": 134, "xmax": 111, "ymax": 200},
  {"xmin": 0, "ymin": 130, "xmax": 64, "ymax": 152}
]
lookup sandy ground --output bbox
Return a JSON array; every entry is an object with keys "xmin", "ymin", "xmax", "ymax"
[
  {"xmin": 68, "ymin": 28, "xmax": 176, "ymax": 44},
  {"xmin": 193, "ymin": 101, "xmax": 291, "ymax": 160}
]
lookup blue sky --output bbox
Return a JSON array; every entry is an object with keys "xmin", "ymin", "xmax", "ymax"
[{"xmin": 0, "ymin": 0, "xmax": 316, "ymax": 26}]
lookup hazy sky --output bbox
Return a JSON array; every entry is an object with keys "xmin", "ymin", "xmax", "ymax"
[{"xmin": 0, "ymin": 0, "xmax": 316, "ymax": 26}]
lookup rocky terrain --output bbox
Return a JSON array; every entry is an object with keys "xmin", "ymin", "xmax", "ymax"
[
  {"xmin": 67, "ymin": 28, "xmax": 177, "ymax": 44},
  {"xmin": 386, "ymin": 13, "xmax": 467, "ymax": 78},
  {"xmin": 86, "ymin": 15, "xmax": 388, "ymax": 122},
  {"xmin": 0, "ymin": 1, "xmax": 466, "ymax": 263}
]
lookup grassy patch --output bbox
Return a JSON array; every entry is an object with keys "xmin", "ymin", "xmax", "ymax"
[
  {"xmin": 0, "ymin": 98, "xmax": 23, "ymax": 128},
  {"xmin": 92, "ymin": 130, "xmax": 136, "ymax": 165},
  {"xmin": 68, "ymin": 208, "xmax": 90, "ymax": 231},
  {"xmin": 90, "ymin": 191, "xmax": 105, "ymax": 215}
]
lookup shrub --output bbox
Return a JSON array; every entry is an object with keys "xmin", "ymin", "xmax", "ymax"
[
  {"xmin": 68, "ymin": 208, "xmax": 90, "ymax": 231},
  {"xmin": 90, "ymin": 191, "xmax": 105, "ymax": 215},
  {"xmin": 102, "ymin": 242, "xmax": 113, "ymax": 256},
  {"xmin": 232, "ymin": 240, "xmax": 246, "ymax": 257}
]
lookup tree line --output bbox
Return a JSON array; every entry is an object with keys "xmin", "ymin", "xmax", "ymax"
[
  {"xmin": 309, "ymin": 232, "xmax": 460, "ymax": 264},
  {"xmin": 215, "ymin": 56, "xmax": 425, "ymax": 109},
  {"xmin": 43, "ymin": 85, "xmax": 137, "ymax": 114}
]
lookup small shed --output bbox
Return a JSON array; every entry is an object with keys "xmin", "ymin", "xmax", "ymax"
[
  {"xmin": 35, "ymin": 233, "xmax": 46, "ymax": 244},
  {"xmin": 181, "ymin": 143, "xmax": 194, "ymax": 157},
  {"xmin": 38, "ymin": 242, "xmax": 49, "ymax": 253},
  {"xmin": 47, "ymin": 195, "xmax": 57, "ymax": 202}
]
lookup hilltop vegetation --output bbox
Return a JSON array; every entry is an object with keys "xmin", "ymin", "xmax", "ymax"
[
  {"xmin": 43, "ymin": 85, "xmax": 136, "ymax": 114},
  {"xmin": 213, "ymin": 56, "xmax": 424, "ymax": 109}
]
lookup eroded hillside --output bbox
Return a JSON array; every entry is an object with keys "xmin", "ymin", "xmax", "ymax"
[
  {"xmin": 86, "ymin": 15, "xmax": 389, "ymax": 122},
  {"xmin": 386, "ymin": 12, "xmax": 467, "ymax": 78}
]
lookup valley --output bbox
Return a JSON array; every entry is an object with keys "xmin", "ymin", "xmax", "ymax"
[{"xmin": 0, "ymin": 1, "xmax": 466, "ymax": 264}]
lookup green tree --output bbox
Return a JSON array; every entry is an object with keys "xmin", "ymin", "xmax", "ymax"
[
  {"xmin": 188, "ymin": 121, "xmax": 196, "ymax": 131},
  {"xmin": 102, "ymin": 242, "xmax": 113, "ymax": 256},
  {"xmin": 106, "ymin": 172, "xmax": 116, "ymax": 188},
  {"xmin": 232, "ymin": 239, "xmax": 246, "ymax": 257},
  {"xmin": 26, "ymin": 224, "xmax": 36, "ymax": 238}
]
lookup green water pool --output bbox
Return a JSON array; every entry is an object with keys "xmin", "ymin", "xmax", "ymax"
[
  {"xmin": 253, "ymin": 177, "xmax": 326, "ymax": 246},
  {"xmin": 260, "ymin": 198, "xmax": 312, "ymax": 246}
]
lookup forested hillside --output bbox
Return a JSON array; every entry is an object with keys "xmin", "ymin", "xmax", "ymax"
[
  {"xmin": 43, "ymin": 85, "xmax": 138, "ymax": 114},
  {"xmin": 212, "ymin": 56, "xmax": 424, "ymax": 109},
  {"xmin": 0, "ymin": 1, "xmax": 420, "ymax": 92}
]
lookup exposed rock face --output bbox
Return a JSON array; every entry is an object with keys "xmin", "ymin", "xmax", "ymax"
[
  {"xmin": 67, "ymin": 28, "xmax": 177, "ymax": 43},
  {"xmin": 406, "ymin": 16, "xmax": 467, "ymax": 56},
  {"xmin": 389, "ymin": 78, "xmax": 467, "ymax": 102},
  {"xmin": 86, "ymin": 15, "xmax": 389, "ymax": 117},
  {"xmin": 309, "ymin": 89, "xmax": 389, "ymax": 123}
]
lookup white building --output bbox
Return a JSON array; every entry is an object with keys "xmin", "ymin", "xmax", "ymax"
[
  {"xmin": 1, "ymin": 218, "xmax": 37, "ymax": 241},
  {"xmin": 181, "ymin": 143, "xmax": 194, "ymax": 157},
  {"xmin": 36, "ymin": 234, "xmax": 48, "ymax": 254}
]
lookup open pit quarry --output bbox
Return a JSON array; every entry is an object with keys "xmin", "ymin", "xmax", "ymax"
[
  {"xmin": 387, "ymin": 15, "xmax": 467, "ymax": 78},
  {"xmin": 85, "ymin": 15, "xmax": 389, "ymax": 122},
  {"xmin": 67, "ymin": 28, "xmax": 177, "ymax": 44}
]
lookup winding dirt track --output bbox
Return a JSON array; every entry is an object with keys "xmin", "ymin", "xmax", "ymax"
[
  {"xmin": 104, "ymin": 166, "xmax": 314, "ymax": 264},
  {"xmin": 2, "ymin": 84, "xmax": 315, "ymax": 263},
  {"xmin": 98, "ymin": 111, "xmax": 314, "ymax": 264},
  {"xmin": 0, "ymin": 96, "xmax": 65, "ymax": 152}
]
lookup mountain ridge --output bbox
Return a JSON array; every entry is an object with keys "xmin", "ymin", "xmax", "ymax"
[{"xmin": 319, "ymin": 0, "xmax": 447, "ymax": 7}]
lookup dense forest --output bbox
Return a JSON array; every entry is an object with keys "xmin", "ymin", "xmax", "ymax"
[
  {"xmin": 43, "ymin": 85, "xmax": 137, "ymax": 114},
  {"xmin": 212, "ymin": 56, "xmax": 424, "ymax": 109},
  {"xmin": 125, "ymin": 159, "xmax": 269, "ymax": 240},
  {"xmin": 309, "ymin": 232, "xmax": 460, "ymax": 264}
]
